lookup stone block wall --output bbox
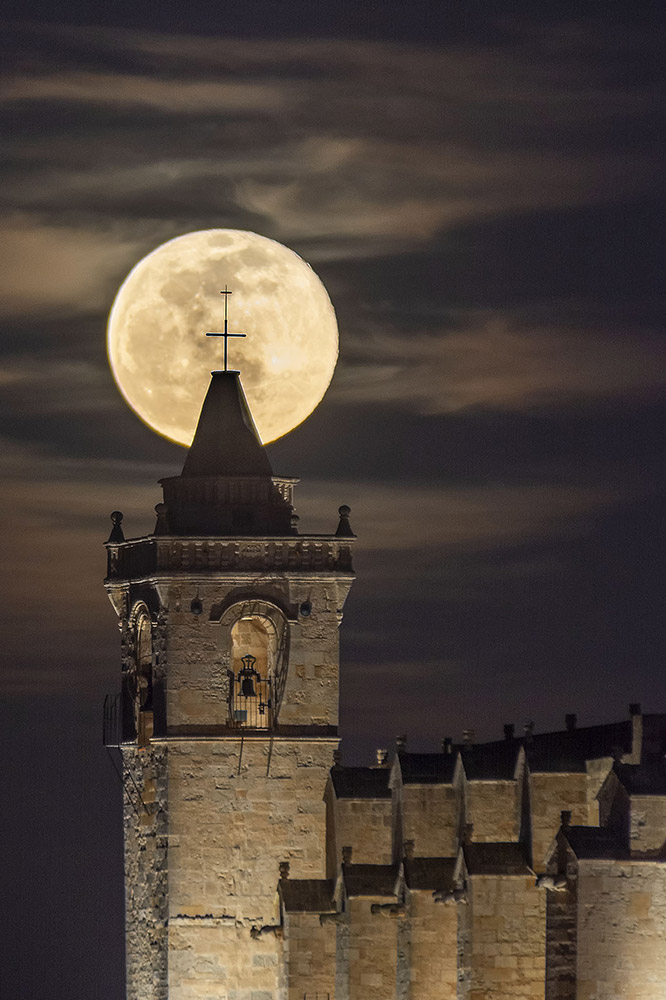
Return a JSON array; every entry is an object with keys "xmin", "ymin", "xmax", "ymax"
[
  {"xmin": 401, "ymin": 784, "xmax": 459, "ymax": 856},
  {"xmin": 280, "ymin": 581, "xmax": 348, "ymax": 728},
  {"xmin": 164, "ymin": 584, "xmax": 231, "ymax": 729},
  {"xmin": 168, "ymin": 921, "xmax": 282, "ymax": 1000},
  {"xmin": 346, "ymin": 897, "xmax": 399, "ymax": 1000},
  {"xmin": 576, "ymin": 861, "xmax": 666, "ymax": 999},
  {"xmin": 403, "ymin": 892, "xmax": 457, "ymax": 999},
  {"xmin": 331, "ymin": 798, "xmax": 393, "ymax": 866},
  {"xmin": 283, "ymin": 912, "xmax": 336, "ymax": 999},
  {"xmin": 462, "ymin": 875, "xmax": 546, "ymax": 1000},
  {"xmin": 122, "ymin": 745, "xmax": 169, "ymax": 1000},
  {"xmin": 466, "ymin": 781, "xmax": 520, "ymax": 842},
  {"xmin": 630, "ymin": 796, "xmax": 666, "ymax": 854},
  {"xmin": 166, "ymin": 737, "xmax": 335, "ymax": 1000}
]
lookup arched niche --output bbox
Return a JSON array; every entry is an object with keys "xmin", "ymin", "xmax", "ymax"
[{"xmin": 216, "ymin": 600, "xmax": 289, "ymax": 729}]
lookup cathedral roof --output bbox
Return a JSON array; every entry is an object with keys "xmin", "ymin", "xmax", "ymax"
[
  {"xmin": 462, "ymin": 842, "xmax": 533, "ymax": 876},
  {"xmin": 613, "ymin": 762, "xmax": 666, "ymax": 796},
  {"xmin": 458, "ymin": 719, "xmax": 633, "ymax": 777},
  {"xmin": 524, "ymin": 720, "xmax": 633, "ymax": 773},
  {"xmin": 396, "ymin": 752, "xmax": 457, "ymax": 785},
  {"xmin": 279, "ymin": 878, "xmax": 335, "ymax": 913},
  {"xmin": 563, "ymin": 826, "xmax": 630, "ymax": 861},
  {"xmin": 181, "ymin": 370, "xmax": 273, "ymax": 478},
  {"xmin": 404, "ymin": 857, "xmax": 456, "ymax": 892},
  {"xmin": 330, "ymin": 766, "xmax": 392, "ymax": 798},
  {"xmin": 460, "ymin": 742, "xmax": 522, "ymax": 781},
  {"xmin": 341, "ymin": 864, "xmax": 400, "ymax": 898}
]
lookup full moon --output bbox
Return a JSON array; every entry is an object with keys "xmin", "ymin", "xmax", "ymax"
[{"xmin": 107, "ymin": 230, "xmax": 339, "ymax": 445}]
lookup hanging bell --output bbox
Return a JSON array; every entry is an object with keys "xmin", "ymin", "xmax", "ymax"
[{"xmin": 241, "ymin": 675, "xmax": 257, "ymax": 698}]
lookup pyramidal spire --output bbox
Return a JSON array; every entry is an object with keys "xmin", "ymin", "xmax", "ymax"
[
  {"xmin": 158, "ymin": 370, "xmax": 295, "ymax": 536},
  {"xmin": 181, "ymin": 371, "xmax": 272, "ymax": 478}
]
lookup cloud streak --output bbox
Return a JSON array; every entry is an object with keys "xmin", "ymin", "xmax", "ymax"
[
  {"xmin": 333, "ymin": 311, "xmax": 666, "ymax": 414},
  {"xmin": 1, "ymin": 22, "xmax": 661, "ymax": 316}
]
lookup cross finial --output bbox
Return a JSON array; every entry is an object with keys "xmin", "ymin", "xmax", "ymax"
[{"xmin": 206, "ymin": 286, "xmax": 246, "ymax": 371}]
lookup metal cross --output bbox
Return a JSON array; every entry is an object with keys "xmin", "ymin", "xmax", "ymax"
[{"xmin": 206, "ymin": 286, "xmax": 246, "ymax": 371}]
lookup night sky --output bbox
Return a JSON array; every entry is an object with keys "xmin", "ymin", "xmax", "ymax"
[{"xmin": 1, "ymin": 4, "xmax": 664, "ymax": 998}]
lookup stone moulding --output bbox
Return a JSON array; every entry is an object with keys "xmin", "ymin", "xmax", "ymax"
[
  {"xmin": 106, "ymin": 535, "xmax": 355, "ymax": 580},
  {"xmin": 169, "ymin": 915, "xmax": 236, "ymax": 926}
]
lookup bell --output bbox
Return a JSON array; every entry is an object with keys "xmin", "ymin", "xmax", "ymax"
[{"xmin": 241, "ymin": 676, "xmax": 257, "ymax": 698}]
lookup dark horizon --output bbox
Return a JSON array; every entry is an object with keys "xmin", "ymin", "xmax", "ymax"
[{"xmin": 1, "ymin": 4, "xmax": 664, "ymax": 997}]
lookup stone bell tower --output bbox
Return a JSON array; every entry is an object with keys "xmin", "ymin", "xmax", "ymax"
[{"xmin": 104, "ymin": 369, "xmax": 355, "ymax": 1000}]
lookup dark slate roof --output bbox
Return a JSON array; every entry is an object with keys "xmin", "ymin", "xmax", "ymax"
[
  {"xmin": 463, "ymin": 842, "xmax": 533, "ymax": 876},
  {"xmin": 526, "ymin": 721, "xmax": 632, "ymax": 773},
  {"xmin": 398, "ymin": 752, "xmax": 457, "ymax": 785},
  {"xmin": 279, "ymin": 879, "xmax": 335, "ymax": 913},
  {"xmin": 614, "ymin": 763, "xmax": 666, "ymax": 796},
  {"xmin": 564, "ymin": 826, "xmax": 630, "ymax": 860},
  {"xmin": 460, "ymin": 742, "xmax": 521, "ymax": 781},
  {"xmin": 464, "ymin": 720, "xmax": 633, "ymax": 776},
  {"xmin": 404, "ymin": 857, "xmax": 456, "ymax": 892},
  {"xmin": 330, "ymin": 766, "xmax": 392, "ymax": 799},
  {"xmin": 342, "ymin": 864, "xmax": 400, "ymax": 898},
  {"xmin": 181, "ymin": 371, "xmax": 273, "ymax": 478}
]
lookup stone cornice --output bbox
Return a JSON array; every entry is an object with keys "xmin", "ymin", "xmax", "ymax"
[{"xmin": 105, "ymin": 534, "xmax": 354, "ymax": 582}]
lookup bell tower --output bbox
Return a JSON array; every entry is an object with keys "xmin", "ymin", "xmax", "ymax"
[{"xmin": 104, "ymin": 368, "xmax": 355, "ymax": 1000}]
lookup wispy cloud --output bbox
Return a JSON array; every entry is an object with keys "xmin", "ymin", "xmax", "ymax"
[
  {"xmin": 1, "ymin": 22, "xmax": 660, "ymax": 317},
  {"xmin": 333, "ymin": 311, "xmax": 666, "ymax": 413}
]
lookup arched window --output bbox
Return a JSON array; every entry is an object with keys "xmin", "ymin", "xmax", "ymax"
[{"xmin": 229, "ymin": 615, "xmax": 278, "ymax": 729}]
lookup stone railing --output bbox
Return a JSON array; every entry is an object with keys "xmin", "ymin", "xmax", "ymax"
[{"xmin": 106, "ymin": 535, "xmax": 354, "ymax": 579}]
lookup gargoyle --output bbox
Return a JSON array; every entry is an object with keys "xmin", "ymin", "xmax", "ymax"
[
  {"xmin": 433, "ymin": 887, "xmax": 468, "ymax": 905},
  {"xmin": 535, "ymin": 874, "xmax": 568, "ymax": 892},
  {"xmin": 370, "ymin": 903, "xmax": 405, "ymax": 917},
  {"xmin": 250, "ymin": 924, "xmax": 284, "ymax": 940}
]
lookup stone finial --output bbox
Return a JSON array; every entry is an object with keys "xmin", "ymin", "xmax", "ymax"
[
  {"xmin": 154, "ymin": 502, "xmax": 170, "ymax": 535},
  {"xmin": 332, "ymin": 749, "xmax": 343, "ymax": 767},
  {"xmin": 396, "ymin": 734, "xmax": 407, "ymax": 753},
  {"xmin": 403, "ymin": 839, "xmax": 415, "ymax": 860},
  {"xmin": 503, "ymin": 723, "xmax": 514, "ymax": 741},
  {"xmin": 442, "ymin": 737, "xmax": 453, "ymax": 754},
  {"xmin": 524, "ymin": 720, "xmax": 535, "ymax": 743},
  {"xmin": 629, "ymin": 702, "xmax": 641, "ymax": 716},
  {"xmin": 376, "ymin": 748, "xmax": 389, "ymax": 766},
  {"xmin": 462, "ymin": 729, "xmax": 475, "ymax": 746},
  {"xmin": 342, "ymin": 845, "xmax": 353, "ymax": 864},
  {"xmin": 335, "ymin": 505, "xmax": 355, "ymax": 537},
  {"xmin": 279, "ymin": 861, "xmax": 290, "ymax": 880},
  {"xmin": 560, "ymin": 810, "xmax": 572, "ymax": 829},
  {"xmin": 565, "ymin": 713, "xmax": 577, "ymax": 732},
  {"xmin": 107, "ymin": 510, "xmax": 125, "ymax": 543},
  {"xmin": 290, "ymin": 513, "xmax": 300, "ymax": 535}
]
